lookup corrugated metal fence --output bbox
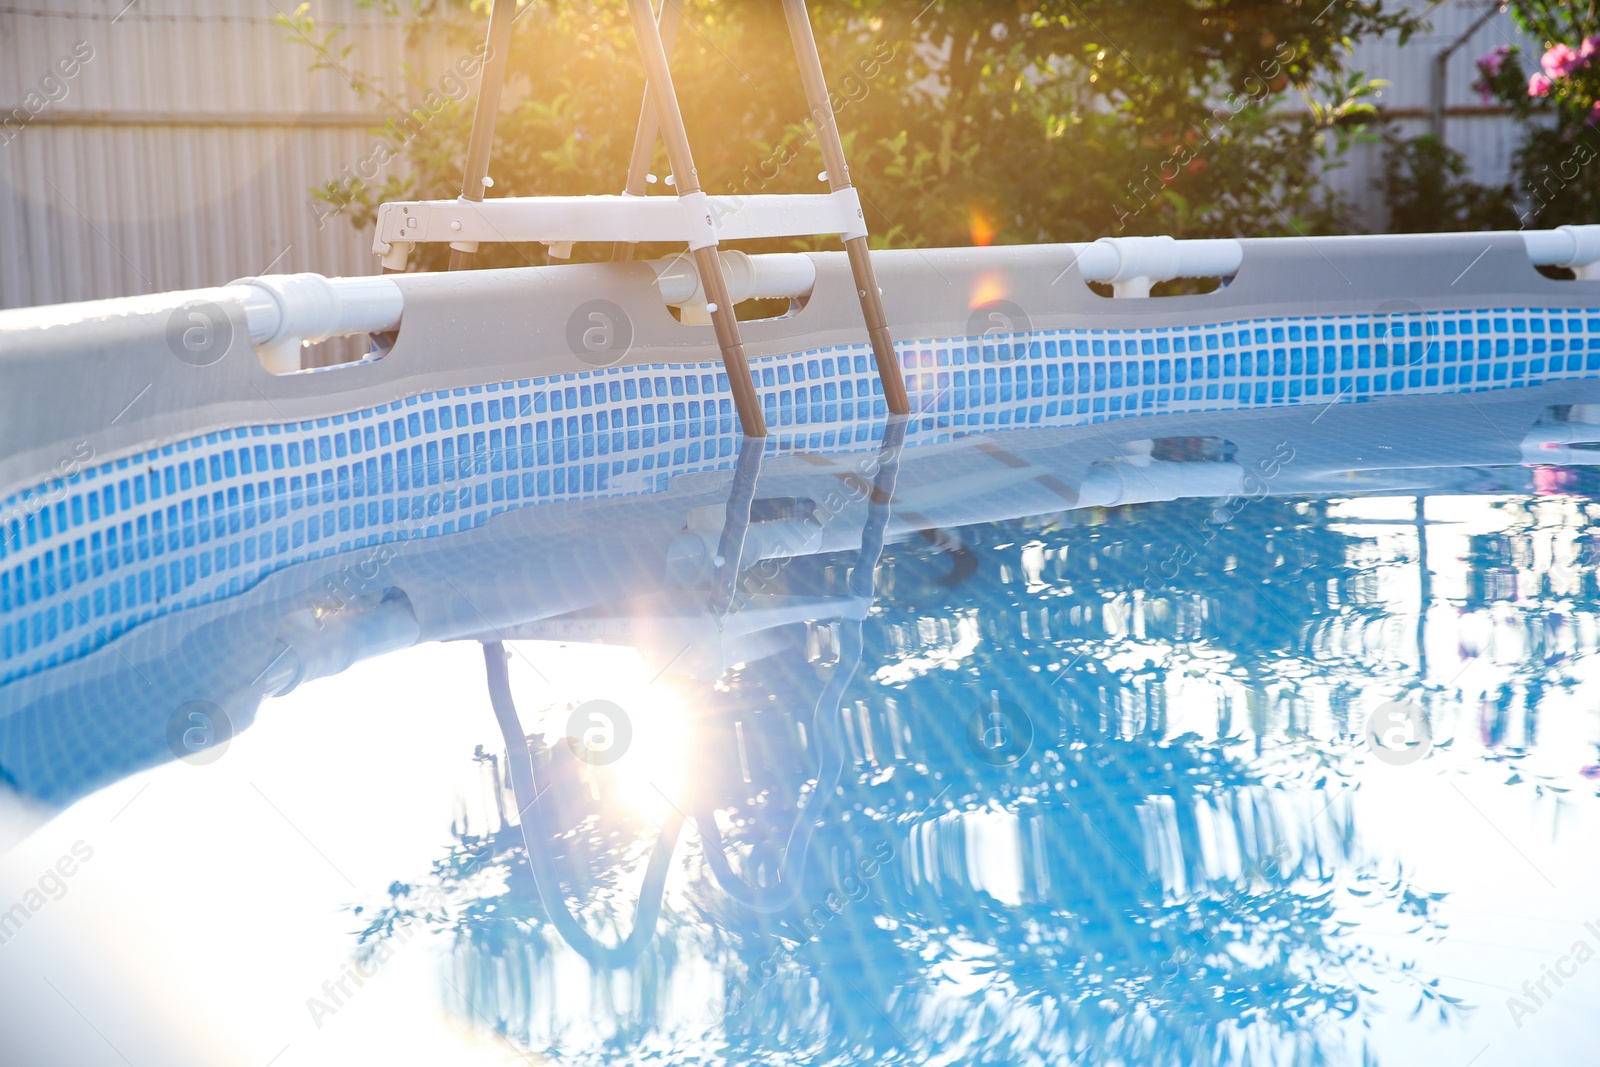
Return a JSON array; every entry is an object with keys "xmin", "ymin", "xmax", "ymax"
[
  {"xmin": 1326, "ymin": 0, "xmax": 1548, "ymax": 227},
  {"xmin": 0, "ymin": 0, "xmax": 423, "ymax": 309}
]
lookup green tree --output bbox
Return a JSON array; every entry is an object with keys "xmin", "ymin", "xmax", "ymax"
[{"xmin": 285, "ymin": 0, "xmax": 1421, "ymax": 269}]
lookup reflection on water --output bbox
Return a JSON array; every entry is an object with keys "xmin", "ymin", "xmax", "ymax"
[
  {"xmin": 9, "ymin": 389, "xmax": 1600, "ymax": 1064},
  {"xmin": 346, "ymin": 432, "xmax": 1600, "ymax": 1064}
]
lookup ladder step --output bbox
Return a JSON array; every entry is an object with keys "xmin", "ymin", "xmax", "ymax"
[{"xmin": 373, "ymin": 191, "xmax": 867, "ymax": 257}]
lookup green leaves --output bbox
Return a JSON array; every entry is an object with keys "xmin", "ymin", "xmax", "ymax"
[
  {"xmin": 289, "ymin": 0, "xmax": 1430, "ymax": 258},
  {"xmin": 1378, "ymin": 133, "xmax": 1520, "ymax": 234}
]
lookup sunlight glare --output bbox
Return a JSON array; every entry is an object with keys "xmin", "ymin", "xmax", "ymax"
[{"xmin": 504, "ymin": 641, "xmax": 692, "ymax": 818}]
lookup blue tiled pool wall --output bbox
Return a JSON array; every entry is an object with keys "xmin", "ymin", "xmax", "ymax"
[
  {"xmin": 2, "ymin": 305, "xmax": 1597, "ymax": 688},
  {"xmin": 908, "ymin": 307, "xmax": 1600, "ymax": 420}
]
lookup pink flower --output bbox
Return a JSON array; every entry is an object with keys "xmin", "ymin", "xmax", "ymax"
[
  {"xmin": 1529, "ymin": 72, "xmax": 1554, "ymax": 97},
  {"xmin": 1542, "ymin": 43, "xmax": 1582, "ymax": 79},
  {"xmin": 1476, "ymin": 46, "xmax": 1510, "ymax": 76},
  {"xmin": 1582, "ymin": 35, "xmax": 1600, "ymax": 60}
]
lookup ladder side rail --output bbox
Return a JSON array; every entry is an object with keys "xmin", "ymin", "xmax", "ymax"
[
  {"xmin": 627, "ymin": 0, "xmax": 768, "ymax": 437},
  {"xmin": 613, "ymin": 0, "xmax": 683, "ymax": 263},
  {"xmin": 780, "ymin": 0, "xmax": 909, "ymax": 415},
  {"xmin": 448, "ymin": 0, "xmax": 521, "ymax": 272}
]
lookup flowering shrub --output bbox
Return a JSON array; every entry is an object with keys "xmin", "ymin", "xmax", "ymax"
[
  {"xmin": 1474, "ymin": 34, "xmax": 1599, "ymax": 119},
  {"xmin": 1473, "ymin": 45, "xmax": 1515, "ymax": 102},
  {"xmin": 1534, "ymin": 35, "xmax": 1600, "ymax": 119},
  {"xmin": 1468, "ymin": 4, "xmax": 1600, "ymax": 227},
  {"xmin": 1542, "ymin": 42, "xmax": 1583, "ymax": 79}
]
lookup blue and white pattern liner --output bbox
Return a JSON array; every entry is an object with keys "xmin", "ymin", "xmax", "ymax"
[{"xmin": 3, "ymin": 306, "xmax": 1599, "ymax": 688}]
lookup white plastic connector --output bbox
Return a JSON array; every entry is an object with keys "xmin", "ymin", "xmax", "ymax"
[
  {"xmin": 1556, "ymin": 224, "xmax": 1600, "ymax": 280},
  {"xmin": 1521, "ymin": 411, "xmax": 1600, "ymax": 464},
  {"xmin": 652, "ymin": 250, "xmax": 818, "ymax": 310},
  {"xmin": 380, "ymin": 241, "xmax": 412, "ymax": 272},
  {"xmin": 832, "ymin": 186, "xmax": 868, "ymax": 242},
  {"xmin": 229, "ymin": 273, "xmax": 404, "ymax": 374},
  {"xmin": 1087, "ymin": 236, "xmax": 1244, "ymax": 297},
  {"xmin": 679, "ymin": 190, "xmax": 720, "ymax": 252},
  {"xmin": 1078, "ymin": 459, "xmax": 1245, "ymax": 508}
]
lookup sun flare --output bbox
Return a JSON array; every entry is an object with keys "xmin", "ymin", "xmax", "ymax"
[{"xmin": 505, "ymin": 641, "xmax": 692, "ymax": 819}]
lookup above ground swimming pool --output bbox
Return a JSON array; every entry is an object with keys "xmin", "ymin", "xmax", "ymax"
[{"xmin": 2, "ymin": 231, "xmax": 1600, "ymax": 1066}]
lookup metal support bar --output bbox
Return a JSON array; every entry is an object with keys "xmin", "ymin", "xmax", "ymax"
[
  {"xmin": 709, "ymin": 434, "xmax": 767, "ymax": 618},
  {"xmin": 613, "ymin": 0, "xmax": 682, "ymax": 263},
  {"xmin": 1430, "ymin": 2, "xmax": 1504, "ymax": 141},
  {"xmin": 448, "ymin": 0, "xmax": 518, "ymax": 272},
  {"xmin": 628, "ymin": 0, "xmax": 766, "ymax": 437},
  {"xmin": 780, "ymin": 0, "xmax": 908, "ymax": 416}
]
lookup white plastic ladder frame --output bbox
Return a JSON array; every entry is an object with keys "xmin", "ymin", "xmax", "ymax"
[{"xmin": 373, "ymin": 0, "xmax": 911, "ymax": 436}]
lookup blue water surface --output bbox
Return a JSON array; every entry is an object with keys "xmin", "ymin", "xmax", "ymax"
[{"xmin": 4, "ymin": 383, "xmax": 1600, "ymax": 1066}]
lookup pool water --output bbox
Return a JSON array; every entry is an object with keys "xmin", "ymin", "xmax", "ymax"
[{"xmin": 2, "ymin": 387, "xmax": 1600, "ymax": 1066}]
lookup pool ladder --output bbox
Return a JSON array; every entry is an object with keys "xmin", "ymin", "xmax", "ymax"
[{"xmin": 374, "ymin": 0, "xmax": 911, "ymax": 437}]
